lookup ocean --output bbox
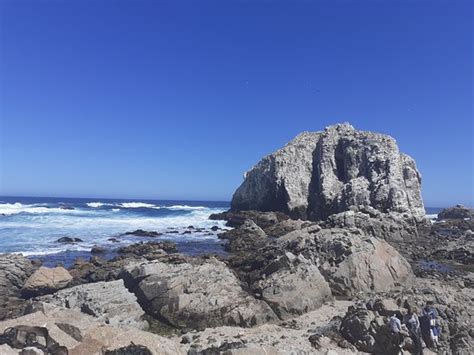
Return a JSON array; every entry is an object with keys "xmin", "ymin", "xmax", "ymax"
[
  {"xmin": 0, "ymin": 196, "xmax": 444, "ymax": 267},
  {"xmin": 0, "ymin": 196, "xmax": 229, "ymax": 266}
]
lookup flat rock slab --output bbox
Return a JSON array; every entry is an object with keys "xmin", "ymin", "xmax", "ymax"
[
  {"xmin": 40, "ymin": 279, "xmax": 147, "ymax": 330},
  {"xmin": 0, "ymin": 303, "xmax": 182, "ymax": 355}
]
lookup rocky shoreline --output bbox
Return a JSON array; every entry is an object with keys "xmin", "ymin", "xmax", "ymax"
[{"xmin": 0, "ymin": 124, "xmax": 472, "ymax": 354}]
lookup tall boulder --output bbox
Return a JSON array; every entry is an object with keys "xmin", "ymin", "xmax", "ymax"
[
  {"xmin": 231, "ymin": 123, "xmax": 425, "ymax": 221},
  {"xmin": 0, "ymin": 254, "xmax": 36, "ymax": 320}
]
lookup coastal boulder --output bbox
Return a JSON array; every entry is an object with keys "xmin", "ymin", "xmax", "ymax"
[
  {"xmin": 0, "ymin": 254, "xmax": 35, "ymax": 295},
  {"xmin": 255, "ymin": 252, "xmax": 332, "ymax": 319},
  {"xmin": 230, "ymin": 224, "xmax": 413, "ymax": 297},
  {"xmin": 21, "ymin": 266, "xmax": 72, "ymax": 297},
  {"xmin": 438, "ymin": 205, "xmax": 474, "ymax": 220},
  {"xmin": 121, "ymin": 258, "xmax": 278, "ymax": 329},
  {"xmin": 218, "ymin": 219, "xmax": 267, "ymax": 252},
  {"xmin": 272, "ymin": 226, "xmax": 414, "ymax": 296},
  {"xmin": 340, "ymin": 305, "xmax": 407, "ymax": 354},
  {"xmin": 231, "ymin": 123, "xmax": 425, "ymax": 221},
  {"xmin": 0, "ymin": 254, "xmax": 36, "ymax": 320},
  {"xmin": 40, "ymin": 279, "xmax": 147, "ymax": 330}
]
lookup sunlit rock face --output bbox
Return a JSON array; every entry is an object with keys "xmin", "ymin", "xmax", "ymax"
[{"xmin": 231, "ymin": 123, "xmax": 425, "ymax": 221}]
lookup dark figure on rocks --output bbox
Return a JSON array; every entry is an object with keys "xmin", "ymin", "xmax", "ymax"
[
  {"xmin": 420, "ymin": 301, "xmax": 440, "ymax": 350},
  {"xmin": 388, "ymin": 314, "xmax": 405, "ymax": 351},
  {"xmin": 404, "ymin": 306, "xmax": 423, "ymax": 355}
]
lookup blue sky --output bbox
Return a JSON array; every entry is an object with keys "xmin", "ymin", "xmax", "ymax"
[{"xmin": 0, "ymin": 0, "xmax": 472, "ymax": 206}]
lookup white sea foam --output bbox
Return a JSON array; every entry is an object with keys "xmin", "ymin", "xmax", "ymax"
[
  {"xmin": 17, "ymin": 245, "xmax": 91, "ymax": 256},
  {"xmin": 87, "ymin": 202, "xmax": 108, "ymax": 208},
  {"xmin": 166, "ymin": 205, "xmax": 207, "ymax": 210},
  {"xmin": 0, "ymin": 203, "xmax": 84, "ymax": 216},
  {"xmin": 120, "ymin": 202, "xmax": 157, "ymax": 208}
]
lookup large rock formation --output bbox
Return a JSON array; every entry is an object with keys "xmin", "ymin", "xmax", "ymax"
[
  {"xmin": 230, "ymin": 225, "xmax": 414, "ymax": 298},
  {"xmin": 231, "ymin": 123, "xmax": 425, "ymax": 221},
  {"xmin": 254, "ymin": 252, "xmax": 332, "ymax": 319}
]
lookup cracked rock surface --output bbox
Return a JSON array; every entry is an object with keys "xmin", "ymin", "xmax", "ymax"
[{"xmin": 232, "ymin": 123, "xmax": 425, "ymax": 221}]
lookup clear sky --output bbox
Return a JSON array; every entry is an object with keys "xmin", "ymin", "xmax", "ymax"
[{"xmin": 0, "ymin": 0, "xmax": 472, "ymax": 206}]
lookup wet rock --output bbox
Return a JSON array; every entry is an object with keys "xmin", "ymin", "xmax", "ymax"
[
  {"xmin": 21, "ymin": 266, "xmax": 72, "ymax": 297},
  {"xmin": 231, "ymin": 123, "xmax": 425, "ymax": 221},
  {"xmin": 210, "ymin": 226, "xmax": 220, "ymax": 231},
  {"xmin": 218, "ymin": 219, "xmax": 267, "ymax": 252},
  {"xmin": 118, "ymin": 241, "xmax": 178, "ymax": 259},
  {"xmin": 210, "ymin": 210, "xmax": 289, "ymax": 229},
  {"xmin": 91, "ymin": 245, "xmax": 106, "ymax": 254},
  {"xmin": 108, "ymin": 237, "xmax": 120, "ymax": 243},
  {"xmin": 438, "ymin": 205, "xmax": 474, "ymax": 220},
  {"xmin": 56, "ymin": 237, "xmax": 83, "ymax": 243},
  {"xmin": 104, "ymin": 344, "xmax": 153, "ymax": 355},
  {"xmin": 124, "ymin": 229, "xmax": 163, "ymax": 237},
  {"xmin": 68, "ymin": 257, "xmax": 135, "ymax": 285}
]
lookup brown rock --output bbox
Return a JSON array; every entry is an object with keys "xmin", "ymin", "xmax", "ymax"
[{"xmin": 21, "ymin": 266, "xmax": 72, "ymax": 297}]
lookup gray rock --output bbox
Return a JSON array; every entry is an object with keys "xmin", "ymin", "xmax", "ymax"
[
  {"xmin": 0, "ymin": 254, "xmax": 35, "ymax": 296},
  {"xmin": 231, "ymin": 123, "xmax": 425, "ymax": 221},
  {"xmin": 122, "ymin": 258, "xmax": 278, "ymax": 329},
  {"xmin": 238, "ymin": 226, "xmax": 414, "ymax": 297},
  {"xmin": 264, "ymin": 219, "xmax": 312, "ymax": 237},
  {"xmin": 255, "ymin": 252, "xmax": 332, "ymax": 319},
  {"xmin": 280, "ymin": 227, "xmax": 415, "ymax": 296},
  {"xmin": 0, "ymin": 254, "xmax": 37, "ymax": 319},
  {"xmin": 340, "ymin": 305, "xmax": 405, "ymax": 353},
  {"xmin": 438, "ymin": 205, "xmax": 474, "ymax": 220},
  {"xmin": 210, "ymin": 210, "xmax": 289, "ymax": 228},
  {"xmin": 40, "ymin": 279, "xmax": 147, "ymax": 330},
  {"xmin": 322, "ymin": 209, "xmax": 426, "ymax": 241},
  {"xmin": 0, "ymin": 303, "xmax": 183, "ymax": 354},
  {"xmin": 218, "ymin": 219, "xmax": 267, "ymax": 252}
]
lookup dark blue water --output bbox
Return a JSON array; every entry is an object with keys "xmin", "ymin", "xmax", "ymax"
[{"xmin": 0, "ymin": 196, "xmax": 230, "ymax": 267}]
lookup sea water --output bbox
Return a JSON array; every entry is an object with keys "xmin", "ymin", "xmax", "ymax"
[{"xmin": 0, "ymin": 196, "xmax": 229, "ymax": 266}]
